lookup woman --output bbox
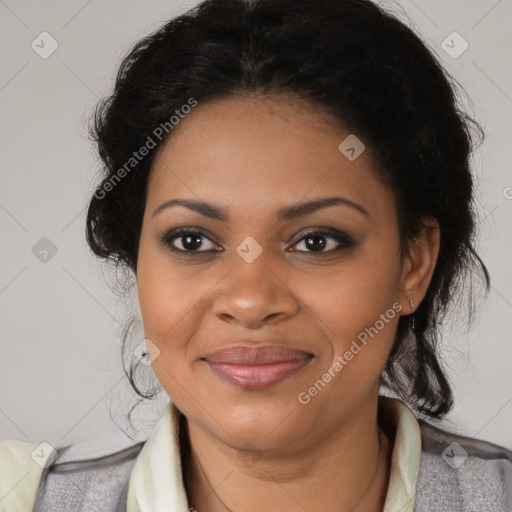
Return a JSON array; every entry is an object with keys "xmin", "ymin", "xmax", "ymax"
[{"xmin": 1, "ymin": 0, "xmax": 511, "ymax": 510}]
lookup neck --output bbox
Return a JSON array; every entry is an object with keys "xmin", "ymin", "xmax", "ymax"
[{"xmin": 180, "ymin": 394, "xmax": 394, "ymax": 512}]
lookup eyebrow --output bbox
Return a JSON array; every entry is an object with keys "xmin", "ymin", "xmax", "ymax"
[{"xmin": 152, "ymin": 196, "xmax": 370, "ymax": 221}]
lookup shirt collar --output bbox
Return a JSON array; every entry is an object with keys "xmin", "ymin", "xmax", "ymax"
[
  {"xmin": 380, "ymin": 395, "xmax": 422, "ymax": 512},
  {"xmin": 126, "ymin": 396, "xmax": 422, "ymax": 512}
]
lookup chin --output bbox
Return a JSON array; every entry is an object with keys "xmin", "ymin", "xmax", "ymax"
[{"xmin": 207, "ymin": 399, "xmax": 307, "ymax": 448}]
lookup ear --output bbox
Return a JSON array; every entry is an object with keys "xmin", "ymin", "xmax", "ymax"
[{"xmin": 399, "ymin": 217, "xmax": 440, "ymax": 314}]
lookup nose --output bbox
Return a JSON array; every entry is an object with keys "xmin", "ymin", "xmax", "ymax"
[{"xmin": 212, "ymin": 254, "xmax": 299, "ymax": 329}]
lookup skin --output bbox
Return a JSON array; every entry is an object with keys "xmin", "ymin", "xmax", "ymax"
[{"xmin": 136, "ymin": 93, "xmax": 440, "ymax": 512}]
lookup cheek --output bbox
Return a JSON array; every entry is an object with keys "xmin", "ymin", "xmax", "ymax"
[
  {"xmin": 136, "ymin": 248, "xmax": 208, "ymax": 402},
  {"xmin": 137, "ymin": 232, "xmax": 204, "ymax": 333},
  {"xmin": 138, "ymin": 272, "xmax": 207, "ymax": 354},
  {"xmin": 295, "ymin": 243, "xmax": 402, "ymax": 363},
  {"xmin": 136, "ymin": 245, "xmax": 226, "ymax": 398},
  {"xmin": 137, "ymin": 240, "xmax": 193, "ymax": 366}
]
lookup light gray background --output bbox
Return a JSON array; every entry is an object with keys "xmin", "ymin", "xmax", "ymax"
[{"xmin": 1, "ymin": 0, "xmax": 511, "ymax": 450}]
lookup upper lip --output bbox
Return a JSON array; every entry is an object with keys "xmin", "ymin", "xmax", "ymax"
[{"xmin": 203, "ymin": 344, "xmax": 313, "ymax": 364}]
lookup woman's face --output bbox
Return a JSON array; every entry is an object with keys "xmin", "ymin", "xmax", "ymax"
[{"xmin": 137, "ymin": 94, "xmax": 415, "ymax": 451}]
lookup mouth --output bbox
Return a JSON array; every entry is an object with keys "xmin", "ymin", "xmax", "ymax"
[{"xmin": 201, "ymin": 344, "xmax": 314, "ymax": 390}]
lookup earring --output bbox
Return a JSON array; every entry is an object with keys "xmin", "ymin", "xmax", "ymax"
[{"xmin": 408, "ymin": 297, "xmax": 415, "ymax": 331}]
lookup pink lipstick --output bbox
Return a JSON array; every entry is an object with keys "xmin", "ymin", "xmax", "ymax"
[{"xmin": 203, "ymin": 344, "xmax": 313, "ymax": 390}]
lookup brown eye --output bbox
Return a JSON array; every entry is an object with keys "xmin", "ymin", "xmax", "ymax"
[
  {"xmin": 290, "ymin": 229, "xmax": 354, "ymax": 253},
  {"xmin": 161, "ymin": 229, "xmax": 220, "ymax": 253}
]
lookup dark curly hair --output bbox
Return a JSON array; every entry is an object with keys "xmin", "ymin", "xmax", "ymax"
[{"xmin": 85, "ymin": 0, "xmax": 490, "ymax": 426}]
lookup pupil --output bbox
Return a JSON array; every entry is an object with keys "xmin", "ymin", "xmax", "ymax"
[
  {"xmin": 306, "ymin": 235, "xmax": 325, "ymax": 251},
  {"xmin": 183, "ymin": 234, "xmax": 203, "ymax": 250}
]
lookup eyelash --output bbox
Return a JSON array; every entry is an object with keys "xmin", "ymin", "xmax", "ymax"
[{"xmin": 159, "ymin": 227, "xmax": 355, "ymax": 255}]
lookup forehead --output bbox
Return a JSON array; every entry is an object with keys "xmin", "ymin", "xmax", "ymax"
[{"xmin": 146, "ymin": 94, "xmax": 393, "ymax": 221}]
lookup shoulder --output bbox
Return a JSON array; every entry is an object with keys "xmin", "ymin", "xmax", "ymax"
[
  {"xmin": 0, "ymin": 439, "xmax": 58, "ymax": 512},
  {"xmin": 35, "ymin": 436, "xmax": 145, "ymax": 512},
  {"xmin": 414, "ymin": 420, "xmax": 512, "ymax": 512},
  {"xmin": 0, "ymin": 436, "xmax": 145, "ymax": 512}
]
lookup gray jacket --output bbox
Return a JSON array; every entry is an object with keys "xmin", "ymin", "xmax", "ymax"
[{"xmin": 32, "ymin": 420, "xmax": 512, "ymax": 511}]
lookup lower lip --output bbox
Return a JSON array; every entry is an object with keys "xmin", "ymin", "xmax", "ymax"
[{"xmin": 206, "ymin": 359, "xmax": 311, "ymax": 390}]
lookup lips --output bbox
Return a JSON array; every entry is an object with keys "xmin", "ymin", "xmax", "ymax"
[{"xmin": 202, "ymin": 344, "xmax": 313, "ymax": 390}]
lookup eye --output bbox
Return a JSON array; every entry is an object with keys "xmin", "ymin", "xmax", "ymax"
[
  {"xmin": 159, "ymin": 227, "xmax": 354, "ymax": 255},
  {"xmin": 160, "ymin": 228, "xmax": 221, "ymax": 253},
  {"xmin": 289, "ymin": 228, "xmax": 354, "ymax": 253}
]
